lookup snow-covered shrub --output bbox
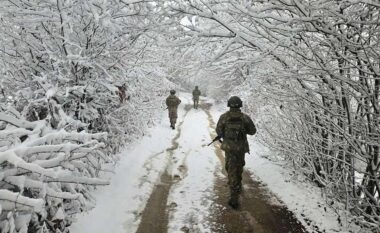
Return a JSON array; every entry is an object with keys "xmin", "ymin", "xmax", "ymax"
[
  {"xmin": 0, "ymin": 0, "xmax": 162, "ymax": 154},
  {"xmin": 0, "ymin": 104, "xmax": 109, "ymax": 232}
]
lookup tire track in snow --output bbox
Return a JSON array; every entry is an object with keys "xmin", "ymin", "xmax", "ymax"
[
  {"xmin": 135, "ymin": 104, "xmax": 193, "ymax": 233},
  {"xmin": 202, "ymin": 102, "xmax": 307, "ymax": 233},
  {"xmin": 166, "ymin": 102, "xmax": 218, "ymax": 233}
]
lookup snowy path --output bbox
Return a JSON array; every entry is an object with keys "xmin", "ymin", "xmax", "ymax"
[
  {"xmin": 70, "ymin": 94, "xmax": 342, "ymax": 233},
  {"xmin": 136, "ymin": 100, "xmax": 219, "ymax": 233}
]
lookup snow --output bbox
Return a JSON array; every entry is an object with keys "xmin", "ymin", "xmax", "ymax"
[
  {"xmin": 14, "ymin": 214, "xmax": 31, "ymax": 233},
  {"xmin": 46, "ymin": 88, "xmax": 57, "ymax": 99},
  {"xmin": 0, "ymin": 113, "xmax": 37, "ymax": 129},
  {"xmin": 0, "ymin": 190, "xmax": 44, "ymax": 213},
  {"xmin": 0, "ymin": 150, "xmax": 56, "ymax": 178},
  {"xmin": 53, "ymin": 207, "xmax": 65, "ymax": 221},
  {"xmin": 69, "ymin": 94, "xmax": 351, "ymax": 233},
  {"xmin": 0, "ymin": 107, "xmax": 116, "ymax": 232}
]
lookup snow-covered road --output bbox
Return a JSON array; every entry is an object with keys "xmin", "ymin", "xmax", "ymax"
[
  {"xmin": 136, "ymin": 99, "xmax": 220, "ymax": 233},
  {"xmin": 70, "ymin": 93, "xmax": 348, "ymax": 233}
]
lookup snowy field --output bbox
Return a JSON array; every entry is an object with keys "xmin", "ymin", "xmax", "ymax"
[{"xmin": 70, "ymin": 93, "xmax": 356, "ymax": 233}]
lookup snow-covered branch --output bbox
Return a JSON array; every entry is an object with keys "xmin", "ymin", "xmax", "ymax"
[{"xmin": 0, "ymin": 110, "xmax": 109, "ymax": 232}]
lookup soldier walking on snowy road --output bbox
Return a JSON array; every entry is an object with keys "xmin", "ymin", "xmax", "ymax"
[
  {"xmin": 216, "ymin": 96, "xmax": 256, "ymax": 209},
  {"xmin": 192, "ymin": 86, "xmax": 201, "ymax": 109},
  {"xmin": 166, "ymin": 90, "xmax": 181, "ymax": 129}
]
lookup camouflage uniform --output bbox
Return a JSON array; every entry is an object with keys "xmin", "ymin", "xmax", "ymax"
[
  {"xmin": 166, "ymin": 93, "xmax": 181, "ymax": 129},
  {"xmin": 216, "ymin": 106, "xmax": 256, "ymax": 208},
  {"xmin": 192, "ymin": 87, "xmax": 201, "ymax": 109}
]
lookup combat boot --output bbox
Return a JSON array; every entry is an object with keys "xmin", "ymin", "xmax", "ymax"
[{"xmin": 228, "ymin": 193, "xmax": 239, "ymax": 209}]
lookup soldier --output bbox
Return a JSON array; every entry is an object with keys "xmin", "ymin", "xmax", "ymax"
[
  {"xmin": 216, "ymin": 96, "xmax": 256, "ymax": 209},
  {"xmin": 166, "ymin": 90, "xmax": 181, "ymax": 129},
  {"xmin": 192, "ymin": 86, "xmax": 201, "ymax": 109}
]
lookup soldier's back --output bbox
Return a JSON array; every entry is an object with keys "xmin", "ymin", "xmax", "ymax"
[{"xmin": 166, "ymin": 95, "xmax": 180, "ymax": 107}]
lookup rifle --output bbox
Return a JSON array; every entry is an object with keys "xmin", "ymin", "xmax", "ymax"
[{"xmin": 208, "ymin": 135, "xmax": 223, "ymax": 146}]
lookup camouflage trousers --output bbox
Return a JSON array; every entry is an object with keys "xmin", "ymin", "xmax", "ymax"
[
  {"xmin": 193, "ymin": 98, "xmax": 199, "ymax": 109},
  {"xmin": 168, "ymin": 108, "xmax": 178, "ymax": 125},
  {"xmin": 225, "ymin": 150, "xmax": 245, "ymax": 195}
]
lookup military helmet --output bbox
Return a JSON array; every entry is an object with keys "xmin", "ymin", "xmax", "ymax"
[
  {"xmin": 227, "ymin": 96, "xmax": 243, "ymax": 108},
  {"xmin": 195, "ymin": 86, "xmax": 198, "ymax": 89},
  {"xmin": 170, "ymin": 89, "xmax": 176, "ymax": 95}
]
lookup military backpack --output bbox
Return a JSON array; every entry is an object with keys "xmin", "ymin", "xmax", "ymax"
[
  {"xmin": 224, "ymin": 114, "xmax": 246, "ymax": 141},
  {"xmin": 166, "ymin": 96, "xmax": 179, "ymax": 107}
]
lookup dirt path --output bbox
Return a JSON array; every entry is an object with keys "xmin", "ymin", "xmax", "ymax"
[
  {"xmin": 202, "ymin": 102, "xmax": 307, "ymax": 233},
  {"xmin": 136, "ymin": 105, "xmax": 193, "ymax": 233},
  {"xmin": 136, "ymin": 101, "xmax": 307, "ymax": 233}
]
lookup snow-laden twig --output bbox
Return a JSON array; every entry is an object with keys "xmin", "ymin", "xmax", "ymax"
[{"xmin": 0, "ymin": 111, "xmax": 109, "ymax": 232}]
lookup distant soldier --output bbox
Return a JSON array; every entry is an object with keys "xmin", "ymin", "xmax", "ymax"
[
  {"xmin": 192, "ymin": 86, "xmax": 201, "ymax": 109},
  {"xmin": 166, "ymin": 90, "xmax": 181, "ymax": 129},
  {"xmin": 216, "ymin": 96, "xmax": 256, "ymax": 209}
]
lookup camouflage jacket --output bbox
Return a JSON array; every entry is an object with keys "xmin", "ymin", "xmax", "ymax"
[
  {"xmin": 166, "ymin": 95, "xmax": 181, "ymax": 108},
  {"xmin": 192, "ymin": 89, "xmax": 201, "ymax": 99},
  {"xmin": 216, "ymin": 109, "xmax": 256, "ymax": 153}
]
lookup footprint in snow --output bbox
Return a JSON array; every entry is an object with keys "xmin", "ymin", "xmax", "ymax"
[
  {"xmin": 180, "ymin": 226, "xmax": 190, "ymax": 233},
  {"xmin": 173, "ymin": 174, "xmax": 181, "ymax": 181},
  {"xmin": 169, "ymin": 202, "xmax": 178, "ymax": 209}
]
